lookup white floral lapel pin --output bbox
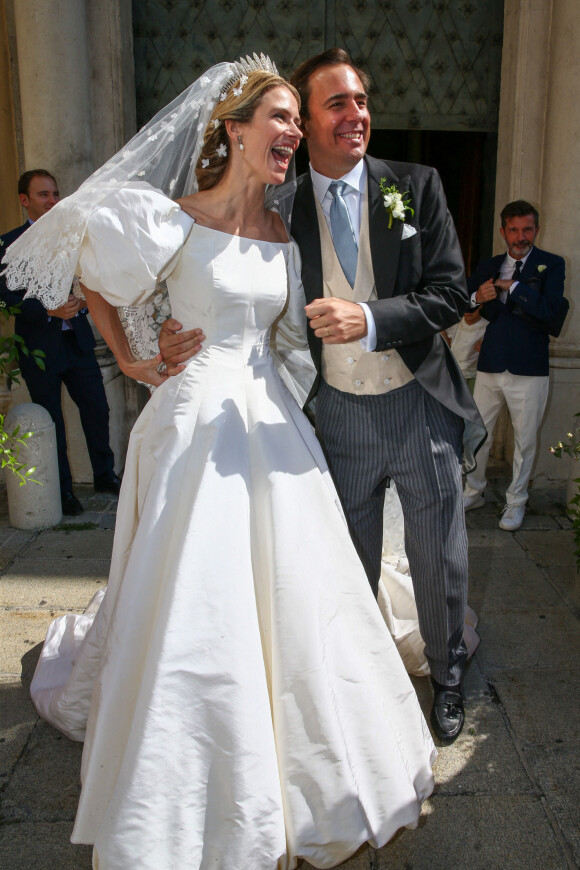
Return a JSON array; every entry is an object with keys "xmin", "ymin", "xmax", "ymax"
[
  {"xmin": 380, "ymin": 179, "xmax": 414, "ymax": 229},
  {"xmin": 537, "ymin": 264, "xmax": 547, "ymax": 272}
]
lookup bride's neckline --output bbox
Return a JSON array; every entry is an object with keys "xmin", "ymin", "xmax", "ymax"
[{"xmin": 180, "ymin": 210, "xmax": 289, "ymax": 246}]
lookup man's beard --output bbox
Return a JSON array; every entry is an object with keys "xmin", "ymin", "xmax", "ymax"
[{"xmin": 510, "ymin": 242, "xmax": 532, "ymax": 258}]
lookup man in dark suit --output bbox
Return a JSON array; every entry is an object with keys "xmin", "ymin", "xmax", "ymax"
[
  {"xmin": 158, "ymin": 50, "xmax": 485, "ymax": 742},
  {"xmin": 463, "ymin": 200, "xmax": 565, "ymax": 531},
  {"xmin": 0, "ymin": 170, "xmax": 121, "ymax": 515},
  {"xmin": 284, "ymin": 49, "xmax": 485, "ymax": 742}
]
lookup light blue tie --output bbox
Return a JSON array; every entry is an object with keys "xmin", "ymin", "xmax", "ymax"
[{"xmin": 328, "ymin": 181, "xmax": 358, "ymax": 287}]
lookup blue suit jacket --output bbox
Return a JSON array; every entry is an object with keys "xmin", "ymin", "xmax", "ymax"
[
  {"xmin": 467, "ymin": 246, "xmax": 565, "ymax": 377},
  {"xmin": 0, "ymin": 222, "xmax": 95, "ymax": 370}
]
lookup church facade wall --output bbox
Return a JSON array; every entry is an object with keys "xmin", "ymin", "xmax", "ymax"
[{"xmin": 1, "ymin": 0, "xmax": 578, "ymax": 484}]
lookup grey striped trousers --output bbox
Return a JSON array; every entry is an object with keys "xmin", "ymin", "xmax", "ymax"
[{"xmin": 316, "ymin": 378, "xmax": 468, "ymax": 686}]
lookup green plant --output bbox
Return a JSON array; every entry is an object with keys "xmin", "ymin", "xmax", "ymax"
[
  {"xmin": 0, "ymin": 299, "xmax": 45, "ymax": 484},
  {"xmin": 0, "ymin": 418, "xmax": 40, "ymax": 485},
  {"xmin": 549, "ymin": 412, "xmax": 580, "ymax": 461},
  {"xmin": 550, "ymin": 412, "xmax": 580, "ymax": 571}
]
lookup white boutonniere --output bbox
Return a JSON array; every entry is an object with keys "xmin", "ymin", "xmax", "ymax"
[
  {"xmin": 380, "ymin": 179, "xmax": 414, "ymax": 229},
  {"xmin": 537, "ymin": 264, "xmax": 547, "ymax": 272}
]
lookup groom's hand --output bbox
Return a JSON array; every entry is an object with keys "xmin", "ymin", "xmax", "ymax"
[
  {"xmin": 305, "ymin": 298, "xmax": 367, "ymax": 344},
  {"xmin": 159, "ymin": 318, "xmax": 206, "ymax": 375}
]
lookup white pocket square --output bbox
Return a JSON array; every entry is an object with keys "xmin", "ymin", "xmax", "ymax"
[{"xmin": 402, "ymin": 224, "xmax": 417, "ymax": 240}]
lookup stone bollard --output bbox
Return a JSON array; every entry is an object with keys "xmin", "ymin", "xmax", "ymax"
[{"xmin": 4, "ymin": 403, "xmax": 62, "ymax": 529}]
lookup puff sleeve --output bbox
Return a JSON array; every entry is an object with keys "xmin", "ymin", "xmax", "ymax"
[{"xmin": 77, "ymin": 184, "xmax": 194, "ymax": 306}]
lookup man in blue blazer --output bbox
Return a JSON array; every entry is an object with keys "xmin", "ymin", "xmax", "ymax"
[
  {"xmin": 0, "ymin": 170, "xmax": 120, "ymax": 515},
  {"xmin": 463, "ymin": 200, "xmax": 565, "ymax": 530}
]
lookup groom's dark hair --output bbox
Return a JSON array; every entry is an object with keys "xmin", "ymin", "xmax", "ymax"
[{"xmin": 290, "ymin": 49, "xmax": 370, "ymax": 120}]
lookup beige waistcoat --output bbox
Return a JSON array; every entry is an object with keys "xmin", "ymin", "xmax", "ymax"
[{"xmin": 316, "ymin": 194, "xmax": 414, "ymax": 395}]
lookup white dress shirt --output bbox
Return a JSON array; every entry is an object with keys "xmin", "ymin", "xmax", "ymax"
[
  {"xmin": 470, "ymin": 248, "xmax": 532, "ymax": 307},
  {"xmin": 498, "ymin": 250, "xmax": 531, "ymax": 301},
  {"xmin": 309, "ymin": 161, "xmax": 377, "ymax": 351}
]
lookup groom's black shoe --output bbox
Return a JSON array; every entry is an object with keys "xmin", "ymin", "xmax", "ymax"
[
  {"xmin": 430, "ymin": 679, "xmax": 464, "ymax": 743},
  {"xmin": 94, "ymin": 472, "xmax": 122, "ymax": 495}
]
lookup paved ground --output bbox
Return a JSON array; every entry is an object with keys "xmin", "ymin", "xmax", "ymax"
[{"xmin": 0, "ymin": 467, "xmax": 578, "ymax": 869}]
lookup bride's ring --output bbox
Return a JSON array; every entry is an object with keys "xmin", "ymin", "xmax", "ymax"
[{"xmin": 325, "ymin": 327, "xmax": 330, "ymax": 337}]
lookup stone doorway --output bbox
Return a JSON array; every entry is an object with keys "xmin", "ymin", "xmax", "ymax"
[
  {"xmin": 369, "ymin": 128, "xmax": 498, "ymax": 271},
  {"xmin": 133, "ymin": 0, "xmax": 504, "ymax": 266}
]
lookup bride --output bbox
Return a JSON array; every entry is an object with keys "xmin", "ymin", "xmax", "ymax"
[{"xmin": 3, "ymin": 57, "xmax": 435, "ymax": 869}]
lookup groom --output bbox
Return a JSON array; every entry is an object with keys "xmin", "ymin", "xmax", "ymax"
[{"xmin": 160, "ymin": 49, "xmax": 485, "ymax": 743}]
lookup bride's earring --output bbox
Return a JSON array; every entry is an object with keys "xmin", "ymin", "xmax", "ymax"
[{"xmin": 238, "ymin": 135, "xmax": 244, "ymax": 152}]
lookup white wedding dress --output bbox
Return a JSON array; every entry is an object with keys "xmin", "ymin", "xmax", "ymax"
[{"xmin": 30, "ymin": 188, "xmax": 435, "ymax": 870}]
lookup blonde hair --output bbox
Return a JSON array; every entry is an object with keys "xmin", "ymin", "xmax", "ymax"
[{"xmin": 196, "ymin": 71, "xmax": 300, "ymax": 191}]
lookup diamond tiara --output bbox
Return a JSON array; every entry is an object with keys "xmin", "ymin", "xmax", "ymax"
[{"xmin": 219, "ymin": 52, "xmax": 279, "ymax": 100}]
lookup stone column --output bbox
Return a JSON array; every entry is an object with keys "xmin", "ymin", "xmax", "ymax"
[
  {"xmin": 86, "ymin": 0, "xmax": 136, "ymax": 167},
  {"xmin": 493, "ymin": 0, "xmax": 553, "ymax": 221},
  {"xmin": 0, "ymin": 1, "xmax": 21, "ymax": 234},
  {"xmin": 534, "ymin": 0, "xmax": 580, "ymax": 478},
  {"xmin": 492, "ymin": 0, "xmax": 580, "ymax": 482},
  {"xmin": 8, "ymin": 0, "xmax": 143, "ymax": 482},
  {"xmin": 0, "ymin": 2, "xmax": 21, "ymax": 421},
  {"xmin": 12, "ymin": 0, "xmax": 94, "ymax": 195},
  {"xmin": 539, "ymin": 0, "xmax": 580, "ymax": 357}
]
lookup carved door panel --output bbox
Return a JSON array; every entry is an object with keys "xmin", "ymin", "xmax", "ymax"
[
  {"xmin": 133, "ymin": 0, "xmax": 327, "ymax": 127},
  {"xmin": 133, "ymin": 0, "xmax": 503, "ymax": 261},
  {"xmin": 134, "ymin": 0, "xmax": 502, "ymax": 132},
  {"xmin": 328, "ymin": 0, "xmax": 503, "ymax": 132}
]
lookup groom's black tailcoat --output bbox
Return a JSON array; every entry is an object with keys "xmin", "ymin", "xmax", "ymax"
[
  {"xmin": 290, "ymin": 154, "xmax": 485, "ymax": 685},
  {"xmin": 290, "ymin": 154, "xmax": 485, "ymax": 466}
]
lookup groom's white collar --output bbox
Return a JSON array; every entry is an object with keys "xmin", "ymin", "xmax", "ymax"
[{"xmin": 309, "ymin": 159, "xmax": 367, "ymax": 205}]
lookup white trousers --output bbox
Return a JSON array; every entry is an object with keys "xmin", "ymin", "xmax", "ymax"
[{"xmin": 464, "ymin": 371, "xmax": 549, "ymax": 506}]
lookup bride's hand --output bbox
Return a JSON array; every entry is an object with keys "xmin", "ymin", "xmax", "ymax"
[{"xmin": 120, "ymin": 353, "xmax": 168, "ymax": 387}]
